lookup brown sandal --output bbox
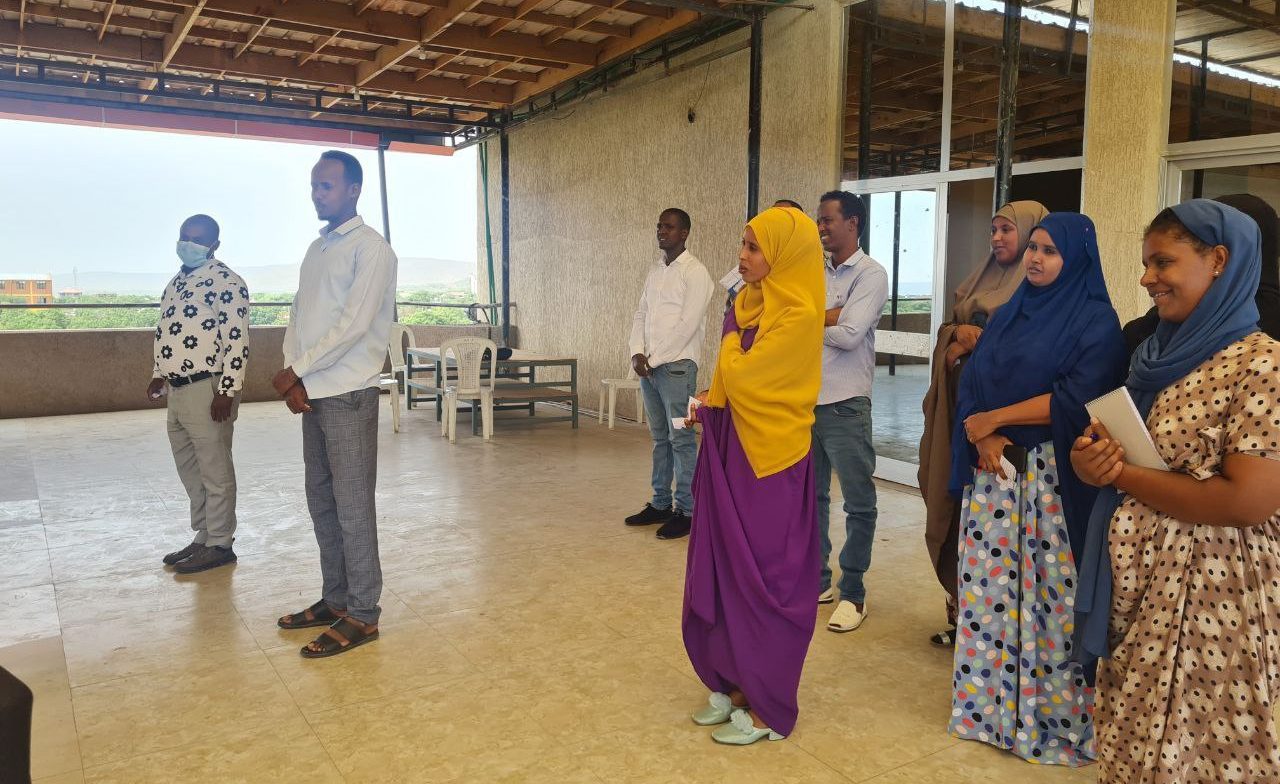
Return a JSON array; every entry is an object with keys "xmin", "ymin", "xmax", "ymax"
[
  {"xmin": 277, "ymin": 600, "xmax": 346, "ymax": 630},
  {"xmin": 300, "ymin": 617, "xmax": 379, "ymax": 659}
]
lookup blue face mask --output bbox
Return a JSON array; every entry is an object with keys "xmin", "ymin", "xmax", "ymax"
[{"xmin": 176, "ymin": 240, "xmax": 211, "ymax": 268}]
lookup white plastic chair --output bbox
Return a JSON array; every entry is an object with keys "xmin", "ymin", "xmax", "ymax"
[
  {"xmin": 440, "ymin": 336, "xmax": 498, "ymax": 442},
  {"xmin": 598, "ymin": 370, "xmax": 645, "ymax": 430},
  {"xmin": 380, "ymin": 323, "xmax": 416, "ymax": 433}
]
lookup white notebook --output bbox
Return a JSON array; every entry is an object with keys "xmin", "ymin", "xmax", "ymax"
[{"xmin": 1084, "ymin": 388, "xmax": 1170, "ymax": 472}]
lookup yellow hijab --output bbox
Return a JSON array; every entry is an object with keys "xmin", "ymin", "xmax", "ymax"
[{"xmin": 707, "ymin": 206, "xmax": 825, "ymax": 478}]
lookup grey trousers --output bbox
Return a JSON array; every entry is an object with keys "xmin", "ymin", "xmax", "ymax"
[
  {"xmin": 167, "ymin": 376, "xmax": 239, "ymax": 548},
  {"xmin": 302, "ymin": 387, "xmax": 382, "ymax": 625}
]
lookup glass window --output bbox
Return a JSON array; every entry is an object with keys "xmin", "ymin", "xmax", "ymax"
[
  {"xmin": 844, "ymin": 1, "xmax": 947, "ymax": 179},
  {"xmin": 866, "ymin": 189, "xmax": 937, "ymax": 465},
  {"xmin": 1178, "ymin": 162, "xmax": 1280, "ymax": 213},
  {"xmin": 948, "ymin": 1, "xmax": 1089, "ymax": 170},
  {"xmin": 1169, "ymin": 1, "xmax": 1280, "ymax": 144}
]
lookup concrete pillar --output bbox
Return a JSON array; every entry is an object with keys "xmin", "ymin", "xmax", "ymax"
[{"xmin": 1081, "ymin": 0, "xmax": 1177, "ymax": 322}]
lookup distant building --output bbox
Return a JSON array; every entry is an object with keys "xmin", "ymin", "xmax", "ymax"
[
  {"xmin": 0, "ymin": 274, "xmax": 54, "ymax": 305},
  {"xmin": 57, "ymin": 288, "xmax": 83, "ymax": 299}
]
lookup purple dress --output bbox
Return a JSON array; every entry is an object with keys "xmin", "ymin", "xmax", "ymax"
[{"xmin": 681, "ymin": 316, "xmax": 820, "ymax": 736}]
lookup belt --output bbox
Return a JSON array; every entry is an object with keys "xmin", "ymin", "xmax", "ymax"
[{"xmin": 169, "ymin": 371, "xmax": 219, "ymax": 387}]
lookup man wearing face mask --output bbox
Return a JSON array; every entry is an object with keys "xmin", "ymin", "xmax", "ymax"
[{"xmin": 148, "ymin": 213, "xmax": 250, "ymax": 574}]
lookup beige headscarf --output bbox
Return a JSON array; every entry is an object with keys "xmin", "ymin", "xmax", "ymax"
[
  {"xmin": 950, "ymin": 200, "xmax": 1048, "ymax": 325},
  {"xmin": 918, "ymin": 198, "xmax": 1048, "ymax": 608}
]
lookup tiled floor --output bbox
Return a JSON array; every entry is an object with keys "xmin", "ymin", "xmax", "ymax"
[
  {"xmin": 870, "ymin": 364, "xmax": 929, "ymax": 465},
  {"xmin": 0, "ymin": 401, "xmax": 1097, "ymax": 783}
]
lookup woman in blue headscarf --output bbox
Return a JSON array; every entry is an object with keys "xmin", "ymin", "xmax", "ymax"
[
  {"xmin": 947, "ymin": 213, "xmax": 1128, "ymax": 765},
  {"xmin": 1071, "ymin": 199, "xmax": 1280, "ymax": 783}
]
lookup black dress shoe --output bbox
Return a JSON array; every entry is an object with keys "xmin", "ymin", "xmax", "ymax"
[
  {"xmin": 625, "ymin": 504, "xmax": 673, "ymax": 526},
  {"xmin": 174, "ymin": 545, "xmax": 237, "ymax": 574},
  {"xmin": 162, "ymin": 542, "xmax": 204, "ymax": 566},
  {"xmin": 656, "ymin": 512, "xmax": 691, "ymax": 540}
]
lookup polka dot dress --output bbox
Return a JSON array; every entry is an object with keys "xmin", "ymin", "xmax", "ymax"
[
  {"xmin": 950, "ymin": 441, "xmax": 1096, "ymax": 766},
  {"xmin": 1096, "ymin": 332, "xmax": 1280, "ymax": 784}
]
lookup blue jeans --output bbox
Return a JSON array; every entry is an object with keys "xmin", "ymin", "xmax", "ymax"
[
  {"xmin": 640, "ymin": 359, "xmax": 698, "ymax": 513},
  {"xmin": 813, "ymin": 396, "xmax": 877, "ymax": 603}
]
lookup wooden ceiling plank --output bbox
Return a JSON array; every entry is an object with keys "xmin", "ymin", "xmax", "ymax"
[
  {"xmin": 510, "ymin": 7, "xmax": 691, "ymax": 102},
  {"xmin": 297, "ymin": 29, "xmax": 341, "ymax": 66},
  {"xmin": 541, "ymin": 2, "xmax": 613, "ymax": 46},
  {"xmin": 160, "ymin": 0, "xmax": 207, "ymax": 72},
  {"xmin": 233, "ymin": 18, "xmax": 269, "ymax": 57},
  {"xmin": 98, "ymin": 0, "xmax": 119, "ymax": 42}
]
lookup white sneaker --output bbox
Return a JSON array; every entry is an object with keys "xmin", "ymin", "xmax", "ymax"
[
  {"xmin": 818, "ymin": 587, "xmax": 836, "ymax": 605},
  {"xmin": 827, "ymin": 600, "xmax": 867, "ymax": 633}
]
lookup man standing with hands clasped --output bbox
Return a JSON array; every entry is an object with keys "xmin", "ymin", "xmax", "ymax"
[
  {"xmin": 151, "ymin": 214, "xmax": 250, "ymax": 575},
  {"xmin": 624, "ymin": 208, "xmax": 714, "ymax": 541},
  {"xmin": 273, "ymin": 150, "xmax": 397, "ymax": 659}
]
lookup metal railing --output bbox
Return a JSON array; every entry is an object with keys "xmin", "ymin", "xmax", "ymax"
[{"xmin": 0, "ymin": 300, "xmax": 510, "ymax": 322}]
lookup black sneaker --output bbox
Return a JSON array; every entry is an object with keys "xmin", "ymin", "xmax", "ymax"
[
  {"xmin": 174, "ymin": 545, "xmax": 237, "ymax": 574},
  {"xmin": 162, "ymin": 542, "xmax": 204, "ymax": 566},
  {"xmin": 656, "ymin": 512, "xmax": 691, "ymax": 540},
  {"xmin": 625, "ymin": 504, "xmax": 673, "ymax": 526}
]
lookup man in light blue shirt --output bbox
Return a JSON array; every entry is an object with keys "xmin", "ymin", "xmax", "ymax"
[
  {"xmin": 272, "ymin": 150, "xmax": 396, "ymax": 658},
  {"xmin": 813, "ymin": 190, "xmax": 889, "ymax": 634}
]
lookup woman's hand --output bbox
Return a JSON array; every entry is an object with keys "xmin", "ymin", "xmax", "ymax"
[
  {"xmin": 1070, "ymin": 418, "xmax": 1126, "ymax": 487},
  {"xmin": 684, "ymin": 390, "xmax": 710, "ymax": 427},
  {"xmin": 945, "ymin": 341, "xmax": 969, "ymax": 367},
  {"xmin": 964, "ymin": 411, "xmax": 1000, "ymax": 444},
  {"xmin": 976, "ymin": 434, "xmax": 1013, "ymax": 480},
  {"xmin": 954, "ymin": 325, "xmax": 983, "ymax": 352}
]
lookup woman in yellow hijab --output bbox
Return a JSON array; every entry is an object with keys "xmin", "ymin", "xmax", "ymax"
[{"xmin": 682, "ymin": 206, "xmax": 825, "ymax": 745}]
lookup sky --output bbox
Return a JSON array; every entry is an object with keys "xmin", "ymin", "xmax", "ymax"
[
  {"xmin": 867, "ymin": 190, "xmax": 936, "ymax": 296},
  {"xmin": 0, "ymin": 118, "xmax": 477, "ymax": 282}
]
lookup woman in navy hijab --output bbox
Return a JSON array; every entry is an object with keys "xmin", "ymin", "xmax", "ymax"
[
  {"xmin": 1072, "ymin": 199, "xmax": 1280, "ymax": 783},
  {"xmin": 947, "ymin": 213, "xmax": 1127, "ymax": 765}
]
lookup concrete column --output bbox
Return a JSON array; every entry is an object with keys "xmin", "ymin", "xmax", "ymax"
[{"xmin": 1081, "ymin": 0, "xmax": 1177, "ymax": 322}]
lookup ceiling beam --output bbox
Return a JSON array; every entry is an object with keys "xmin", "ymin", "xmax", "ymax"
[
  {"xmin": 355, "ymin": 0, "xmax": 487, "ymax": 87},
  {"xmin": 160, "ymin": 0, "xmax": 206, "ymax": 72},
  {"xmin": 511, "ymin": 8, "xmax": 696, "ymax": 102},
  {"xmin": 485, "ymin": 0, "xmax": 544, "ymax": 37},
  {"xmin": 99, "ymin": 0, "xmax": 119, "ymax": 42},
  {"xmin": 9, "ymin": 1, "xmax": 599, "ymax": 67},
  {"xmin": 432, "ymin": 24, "xmax": 599, "ymax": 65},
  {"xmin": 542, "ymin": 2, "xmax": 618, "ymax": 46},
  {"xmin": 0, "ymin": 17, "xmax": 162, "ymax": 63},
  {"xmin": 573, "ymin": 0, "xmax": 671, "ymax": 18},
  {"xmin": 1174, "ymin": 26, "xmax": 1252, "ymax": 46},
  {"xmin": 234, "ymin": 19, "xmax": 269, "ymax": 57},
  {"xmin": 0, "ymin": 18, "xmax": 515, "ymax": 104},
  {"xmin": 297, "ymin": 30, "xmax": 341, "ymax": 66},
  {"xmin": 0, "ymin": 0, "xmax": 170, "ymax": 36}
]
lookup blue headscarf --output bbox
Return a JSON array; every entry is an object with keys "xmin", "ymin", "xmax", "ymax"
[
  {"xmin": 1074, "ymin": 199, "xmax": 1262, "ymax": 678},
  {"xmin": 949, "ymin": 213, "xmax": 1127, "ymax": 568}
]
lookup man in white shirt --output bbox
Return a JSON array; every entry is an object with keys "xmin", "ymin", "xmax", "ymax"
[
  {"xmin": 149, "ymin": 214, "xmax": 251, "ymax": 575},
  {"xmin": 624, "ymin": 208, "xmax": 714, "ymax": 540},
  {"xmin": 813, "ymin": 191, "xmax": 889, "ymax": 634},
  {"xmin": 271, "ymin": 150, "xmax": 397, "ymax": 658}
]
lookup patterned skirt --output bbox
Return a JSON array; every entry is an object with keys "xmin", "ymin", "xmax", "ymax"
[{"xmin": 948, "ymin": 441, "xmax": 1095, "ymax": 766}]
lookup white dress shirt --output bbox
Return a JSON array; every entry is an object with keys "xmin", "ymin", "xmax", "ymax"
[
  {"xmin": 152, "ymin": 258, "xmax": 251, "ymax": 395},
  {"xmin": 628, "ymin": 250, "xmax": 715, "ymax": 369},
  {"xmin": 819, "ymin": 248, "xmax": 889, "ymax": 405},
  {"xmin": 284, "ymin": 216, "xmax": 397, "ymax": 400}
]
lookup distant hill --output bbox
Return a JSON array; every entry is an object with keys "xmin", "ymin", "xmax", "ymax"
[{"xmin": 47, "ymin": 256, "xmax": 475, "ymax": 296}]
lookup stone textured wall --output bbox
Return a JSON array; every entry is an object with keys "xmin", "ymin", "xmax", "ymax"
[
  {"xmin": 1082, "ymin": 0, "xmax": 1178, "ymax": 323},
  {"xmin": 479, "ymin": 2, "xmax": 847, "ymax": 419}
]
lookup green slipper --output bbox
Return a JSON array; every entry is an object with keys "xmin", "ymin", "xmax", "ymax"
[
  {"xmin": 710, "ymin": 709, "xmax": 784, "ymax": 745},
  {"xmin": 691, "ymin": 692, "xmax": 734, "ymax": 726}
]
